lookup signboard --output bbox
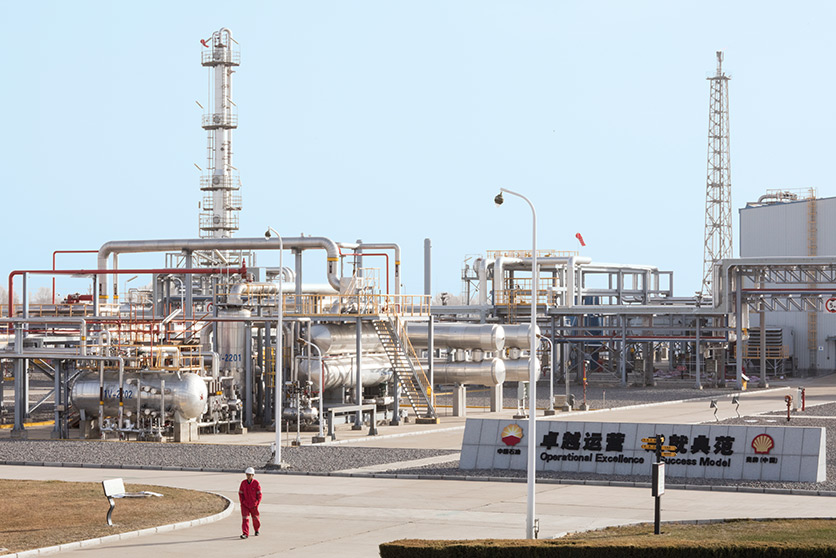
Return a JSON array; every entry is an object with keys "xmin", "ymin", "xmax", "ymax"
[
  {"xmin": 826, "ymin": 297, "xmax": 836, "ymax": 313},
  {"xmin": 652, "ymin": 462, "xmax": 665, "ymax": 496},
  {"xmin": 459, "ymin": 419, "xmax": 826, "ymax": 483}
]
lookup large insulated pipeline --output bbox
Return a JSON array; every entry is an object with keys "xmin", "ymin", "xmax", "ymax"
[
  {"xmin": 97, "ymin": 237, "xmax": 343, "ymax": 304},
  {"xmin": 297, "ymin": 354, "xmax": 392, "ymax": 390},
  {"xmin": 474, "ymin": 256, "xmax": 594, "ymax": 307},
  {"xmin": 429, "ymin": 358, "xmax": 506, "ymax": 385},
  {"xmin": 503, "ymin": 324, "xmax": 541, "ymax": 349},
  {"xmin": 475, "ymin": 257, "xmax": 494, "ymax": 305},
  {"xmin": 493, "ymin": 256, "xmax": 523, "ymax": 300},
  {"xmin": 227, "ymin": 281, "xmax": 337, "ymax": 306},
  {"xmin": 503, "ymin": 356, "xmax": 541, "ymax": 382},
  {"xmin": 405, "ymin": 323, "xmax": 505, "ymax": 351},
  {"xmin": 310, "ymin": 323, "xmax": 383, "ymax": 355}
]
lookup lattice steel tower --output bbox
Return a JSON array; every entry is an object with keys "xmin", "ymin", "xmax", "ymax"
[
  {"xmin": 701, "ymin": 51, "xmax": 733, "ymax": 297},
  {"xmin": 199, "ymin": 28, "xmax": 242, "ymax": 239}
]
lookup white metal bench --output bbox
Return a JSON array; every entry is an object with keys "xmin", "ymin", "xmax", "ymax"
[{"xmin": 102, "ymin": 478, "xmax": 162, "ymax": 526}]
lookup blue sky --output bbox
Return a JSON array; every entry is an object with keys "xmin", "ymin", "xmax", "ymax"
[{"xmin": 3, "ymin": 1, "xmax": 835, "ymax": 301}]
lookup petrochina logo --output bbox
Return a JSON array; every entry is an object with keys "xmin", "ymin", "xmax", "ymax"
[
  {"xmin": 752, "ymin": 434, "xmax": 775, "ymax": 454},
  {"xmin": 501, "ymin": 424, "xmax": 523, "ymax": 446}
]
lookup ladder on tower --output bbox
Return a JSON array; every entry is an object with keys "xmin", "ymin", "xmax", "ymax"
[
  {"xmin": 807, "ymin": 191, "xmax": 818, "ymax": 371},
  {"xmin": 372, "ymin": 317, "xmax": 436, "ymax": 420}
]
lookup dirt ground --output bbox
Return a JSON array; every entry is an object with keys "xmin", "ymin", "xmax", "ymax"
[{"xmin": 0, "ymin": 479, "xmax": 228, "ymax": 553}]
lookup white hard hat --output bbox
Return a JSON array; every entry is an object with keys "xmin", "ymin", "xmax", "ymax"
[{"xmin": 245, "ymin": 467, "xmax": 255, "ymax": 475}]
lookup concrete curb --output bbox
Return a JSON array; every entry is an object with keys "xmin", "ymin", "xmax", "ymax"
[{"xmin": 0, "ymin": 492, "xmax": 233, "ymax": 558}]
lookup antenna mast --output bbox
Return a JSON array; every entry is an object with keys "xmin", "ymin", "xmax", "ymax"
[{"xmin": 701, "ymin": 51, "xmax": 733, "ymax": 297}]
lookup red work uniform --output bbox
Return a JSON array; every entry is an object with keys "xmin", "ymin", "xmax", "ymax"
[{"xmin": 239, "ymin": 478, "xmax": 262, "ymax": 536}]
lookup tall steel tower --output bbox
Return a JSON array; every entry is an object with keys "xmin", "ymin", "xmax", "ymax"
[
  {"xmin": 701, "ymin": 51, "xmax": 733, "ymax": 297},
  {"xmin": 199, "ymin": 28, "xmax": 241, "ymax": 239}
]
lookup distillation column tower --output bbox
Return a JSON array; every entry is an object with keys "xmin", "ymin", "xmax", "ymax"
[
  {"xmin": 199, "ymin": 28, "xmax": 241, "ymax": 239},
  {"xmin": 701, "ymin": 51, "xmax": 733, "ymax": 297}
]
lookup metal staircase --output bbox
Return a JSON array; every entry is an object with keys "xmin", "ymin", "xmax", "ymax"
[
  {"xmin": 372, "ymin": 318, "xmax": 435, "ymax": 419},
  {"xmin": 807, "ymin": 192, "xmax": 818, "ymax": 373}
]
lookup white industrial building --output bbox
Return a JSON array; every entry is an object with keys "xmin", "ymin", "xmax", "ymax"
[{"xmin": 739, "ymin": 192, "xmax": 836, "ymax": 374}]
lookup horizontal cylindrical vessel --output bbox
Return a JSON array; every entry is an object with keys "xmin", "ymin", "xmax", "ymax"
[
  {"xmin": 297, "ymin": 355, "xmax": 392, "ymax": 390},
  {"xmin": 71, "ymin": 371, "xmax": 208, "ymax": 420},
  {"xmin": 503, "ymin": 324, "xmax": 540, "ymax": 349},
  {"xmin": 406, "ymin": 323, "xmax": 505, "ymax": 351},
  {"xmin": 310, "ymin": 324, "xmax": 383, "ymax": 355},
  {"xmin": 502, "ymin": 357, "xmax": 541, "ymax": 382},
  {"xmin": 429, "ymin": 358, "xmax": 506, "ymax": 385}
]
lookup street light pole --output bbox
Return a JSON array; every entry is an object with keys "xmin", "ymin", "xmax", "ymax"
[
  {"xmin": 495, "ymin": 187, "xmax": 538, "ymax": 539},
  {"xmin": 266, "ymin": 227, "xmax": 285, "ymax": 467}
]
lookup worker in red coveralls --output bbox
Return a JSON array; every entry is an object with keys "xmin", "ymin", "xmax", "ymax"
[{"xmin": 239, "ymin": 467, "xmax": 262, "ymax": 539}]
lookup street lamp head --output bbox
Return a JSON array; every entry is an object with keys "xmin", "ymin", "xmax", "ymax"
[
  {"xmin": 494, "ymin": 192, "xmax": 504, "ymax": 207},
  {"xmin": 264, "ymin": 229, "xmax": 272, "ymax": 239}
]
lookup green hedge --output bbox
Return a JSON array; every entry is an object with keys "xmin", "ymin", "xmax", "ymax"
[{"xmin": 379, "ymin": 539, "xmax": 836, "ymax": 558}]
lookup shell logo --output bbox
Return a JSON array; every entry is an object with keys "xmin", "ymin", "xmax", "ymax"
[
  {"xmin": 501, "ymin": 424, "xmax": 523, "ymax": 446},
  {"xmin": 751, "ymin": 434, "xmax": 775, "ymax": 454}
]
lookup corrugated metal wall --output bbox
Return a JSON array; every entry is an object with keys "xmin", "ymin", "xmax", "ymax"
[
  {"xmin": 740, "ymin": 197, "xmax": 836, "ymax": 256},
  {"xmin": 740, "ymin": 197, "xmax": 836, "ymax": 372}
]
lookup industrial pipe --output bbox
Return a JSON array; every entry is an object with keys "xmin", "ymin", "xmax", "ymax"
[
  {"xmin": 406, "ymin": 323, "xmax": 505, "ymax": 351},
  {"xmin": 227, "ymin": 281, "xmax": 337, "ymax": 306},
  {"xmin": 357, "ymin": 243, "xmax": 402, "ymax": 295},
  {"xmin": 0, "ymin": 317, "xmax": 88, "ymax": 355},
  {"xmin": 52, "ymin": 250, "xmax": 98, "ymax": 304},
  {"xmin": 97, "ymin": 237, "xmax": 342, "ymax": 303},
  {"xmin": 7, "ymin": 266, "xmax": 245, "ymax": 330}
]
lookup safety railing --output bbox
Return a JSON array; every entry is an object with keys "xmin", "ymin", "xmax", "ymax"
[
  {"xmin": 201, "ymin": 112, "xmax": 238, "ymax": 129},
  {"xmin": 4, "ymin": 303, "xmax": 96, "ymax": 318},
  {"xmin": 493, "ymin": 277, "xmax": 557, "ymax": 306},
  {"xmin": 116, "ymin": 344, "xmax": 205, "ymax": 372},
  {"xmin": 743, "ymin": 345, "xmax": 791, "ymax": 359},
  {"xmin": 486, "ymin": 249, "xmax": 578, "ymax": 259},
  {"xmin": 200, "ymin": 174, "xmax": 241, "ymax": 191},
  {"xmin": 201, "ymin": 48, "xmax": 240, "ymax": 66},
  {"xmin": 282, "ymin": 293, "xmax": 431, "ymax": 317},
  {"xmin": 390, "ymin": 313, "xmax": 433, "ymax": 396}
]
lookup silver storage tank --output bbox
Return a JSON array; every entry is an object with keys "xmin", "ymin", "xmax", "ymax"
[
  {"xmin": 216, "ymin": 308, "xmax": 251, "ymax": 386},
  {"xmin": 503, "ymin": 324, "xmax": 540, "ymax": 349},
  {"xmin": 310, "ymin": 323, "xmax": 383, "ymax": 355},
  {"xmin": 405, "ymin": 323, "xmax": 505, "ymax": 351},
  {"xmin": 430, "ymin": 358, "xmax": 506, "ymax": 385},
  {"xmin": 297, "ymin": 355, "xmax": 392, "ymax": 390},
  {"xmin": 71, "ymin": 371, "xmax": 208, "ymax": 419},
  {"xmin": 503, "ymin": 357, "xmax": 542, "ymax": 382}
]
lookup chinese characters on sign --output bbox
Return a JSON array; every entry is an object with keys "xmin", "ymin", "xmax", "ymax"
[
  {"xmin": 535, "ymin": 426, "xmax": 773, "ymax": 470},
  {"xmin": 460, "ymin": 419, "xmax": 826, "ymax": 483}
]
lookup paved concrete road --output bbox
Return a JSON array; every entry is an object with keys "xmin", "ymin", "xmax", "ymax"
[
  {"xmin": 2, "ymin": 465, "xmax": 835, "ymax": 558},
  {"xmin": 4, "ymin": 375, "xmax": 836, "ymax": 556}
]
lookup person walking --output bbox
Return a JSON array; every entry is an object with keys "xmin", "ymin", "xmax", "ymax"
[{"xmin": 239, "ymin": 467, "xmax": 262, "ymax": 539}]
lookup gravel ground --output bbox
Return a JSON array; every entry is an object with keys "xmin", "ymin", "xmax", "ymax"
[
  {"xmin": 1, "ymin": 380, "xmax": 832, "ymax": 493},
  {"xmin": 435, "ymin": 381, "xmax": 741, "ymax": 416},
  {"xmin": 0, "ymin": 440, "xmax": 456, "ymax": 473}
]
